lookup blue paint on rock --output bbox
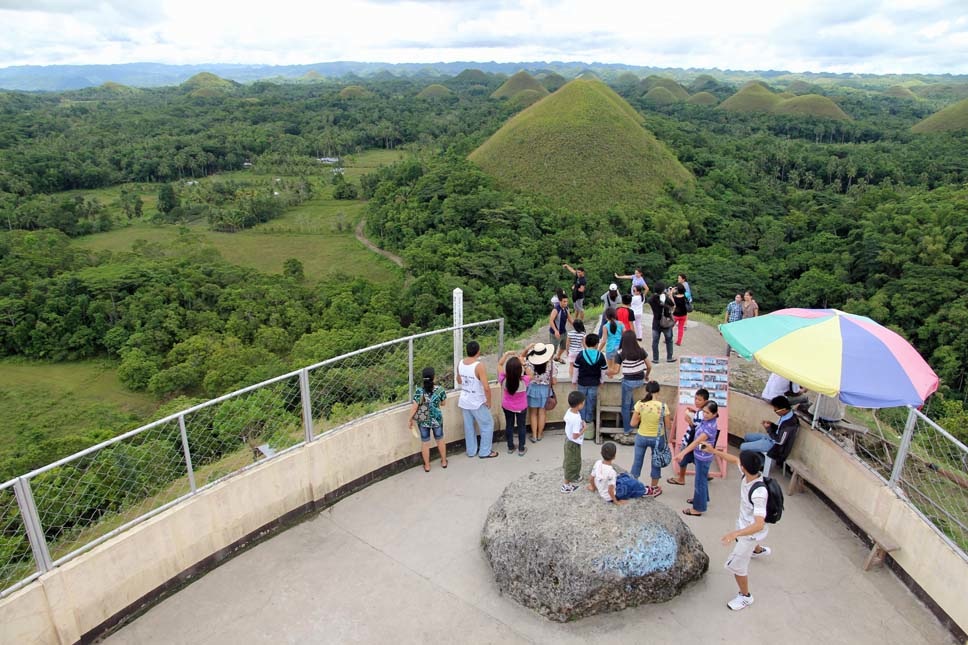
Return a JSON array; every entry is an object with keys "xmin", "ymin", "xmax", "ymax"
[{"xmin": 594, "ymin": 527, "xmax": 678, "ymax": 577}]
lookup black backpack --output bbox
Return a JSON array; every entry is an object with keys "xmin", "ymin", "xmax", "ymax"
[{"xmin": 749, "ymin": 478, "xmax": 784, "ymax": 524}]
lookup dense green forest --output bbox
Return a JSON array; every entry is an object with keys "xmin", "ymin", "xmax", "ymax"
[{"xmin": 1, "ymin": 70, "xmax": 967, "ymax": 483}]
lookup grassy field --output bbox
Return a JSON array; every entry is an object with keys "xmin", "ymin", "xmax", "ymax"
[
  {"xmin": 71, "ymin": 149, "xmax": 408, "ymax": 283},
  {"xmin": 0, "ymin": 359, "xmax": 158, "ymax": 449}
]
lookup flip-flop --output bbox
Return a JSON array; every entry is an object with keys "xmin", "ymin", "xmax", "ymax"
[
  {"xmin": 423, "ymin": 465, "xmax": 431, "ymax": 473},
  {"xmin": 682, "ymin": 509, "xmax": 702, "ymax": 516},
  {"xmin": 441, "ymin": 460, "xmax": 448, "ymax": 469},
  {"xmin": 480, "ymin": 451, "xmax": 499, "ymax": 459},
  {"xmin": 666, "ymin": 478, "xmax": 685, "ymax": 486}
]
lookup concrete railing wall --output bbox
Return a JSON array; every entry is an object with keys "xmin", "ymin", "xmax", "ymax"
[{"xmin": 2, "ymin": 384, "xmax": 965, "ymax": 644}]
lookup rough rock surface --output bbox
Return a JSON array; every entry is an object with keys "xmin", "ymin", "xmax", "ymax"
[{"xmin": 482, "ymin": 461, "xmax": 709, "ymax": 621}]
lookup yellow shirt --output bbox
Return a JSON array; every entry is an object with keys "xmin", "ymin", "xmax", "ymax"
[{"xmin": 634, "ymin": 399, "xmax": 664, "ymax": 437}]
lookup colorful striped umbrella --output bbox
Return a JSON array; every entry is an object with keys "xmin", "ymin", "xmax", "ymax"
[{"xmin": 719, "ymin": 308, "xmax": 938, "ymax": 408}]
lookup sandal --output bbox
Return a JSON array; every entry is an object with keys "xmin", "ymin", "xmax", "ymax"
[
  {"xmin": 441, "ymin": 460, "xmax": 448, "ymax": 469},
  {"xmin": 686, "ymin": 498, "xmax": 693, "ymax": 504},
  {"xmin": 682, "ymin": 509, "xmax": 703, "ymax": 516},
  {"xmin": 480, "ymin": 451, "xmax": 499, "ymax": 459},
  {"xmin": 423, "ymin": 464, "xmax": 431, "ymax": 473},
  {"xmin": 666, "ymin": 478, "xmax": 685, "ymax": 486}
]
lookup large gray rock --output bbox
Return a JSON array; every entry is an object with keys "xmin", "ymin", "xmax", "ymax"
[{"xmin": 482, "ymin": 461, "xmax": 709, "ymax": 621}]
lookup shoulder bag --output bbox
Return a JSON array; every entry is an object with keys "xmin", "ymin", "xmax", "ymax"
[{"xmin": 652, "ymin": 402, "xmax": 673, "ymax": 469}]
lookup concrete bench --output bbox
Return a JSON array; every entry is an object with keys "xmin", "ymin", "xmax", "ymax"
[
  {"xmin": 785, "ymin": 458, "xmax": 900, "ymax": 571},
  {"xmin": 595, "ymin": 404, "xmax": 625, "ymax": 444}
]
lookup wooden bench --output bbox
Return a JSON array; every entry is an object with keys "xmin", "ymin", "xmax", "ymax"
[{"xmin": 785, "ymin": 458, "xmax": 900, "ymax": 571}]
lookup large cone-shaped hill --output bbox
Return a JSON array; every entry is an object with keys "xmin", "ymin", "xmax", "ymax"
[
  {"xmin": 912, "ymin": 97, "xmax": 968, "ymax": 133},
  {"xmin": 774, "ymin": 95, "xmax": 850, "ymax": 121},
  {"xmin": 469, "ymin": 79, "xmax": 693, "ymax": 213},
  {"xmin": 491, "ymin": 71, "xmax": 548, "ymax": 99},
  {"xmin": 180, "ymin": 72, "xmax": 236, "ymax": 97}
]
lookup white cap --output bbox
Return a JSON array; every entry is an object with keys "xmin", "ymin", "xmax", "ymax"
[{"xmin": 609, "ymin": 283, "xmax": 618, "ymax": 291}]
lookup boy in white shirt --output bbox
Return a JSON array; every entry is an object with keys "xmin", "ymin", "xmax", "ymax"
[
  {"xmin": 588, "ymin": 441, "xmax": 625, "ymax": 504},
  {"xmin": 561, "ymin": 390, "xmax": 586, "ymax": 493},
  {"xmin": 703, "ymin": 446, "xmax": 772, "ymax": 611}
]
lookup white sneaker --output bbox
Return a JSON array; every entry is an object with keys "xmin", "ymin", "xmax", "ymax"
[
  {"xmin": 727, "ymin": 593, "xmax": 754, "ymax": 611},
  {"xmin": 560, "ymin": 483, "xmax": 578, "ymax": 493},
  {"xmin": 751, "ymin": 546, "xmax": 771, "ymax": 559}
]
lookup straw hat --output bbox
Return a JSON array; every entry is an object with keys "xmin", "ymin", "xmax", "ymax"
[{"xmin": 527, "ymin": 343, "xmax": 555, "ymax": 365}]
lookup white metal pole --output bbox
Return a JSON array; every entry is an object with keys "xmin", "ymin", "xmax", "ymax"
[
  {"xmin": 453, "ymin": 288, "xmax": 464, "ymax": 389},
  {"xmin": 889, "ymin": 406, "xmax": 917, "ymax": 487}
]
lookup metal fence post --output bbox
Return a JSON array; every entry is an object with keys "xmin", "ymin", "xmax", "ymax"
[
  {"xmin": 13, "ymin": 477, "xmax": 52, "ymax": 573},
  {"xmin": 889, "ymin": 406, "xmax": 917, "ymax": 488},
  {"xmin": 453, "ymin": 288, "xmax": 464, "ymax": 389},
  {"xmin": 299, "ymin": 368, "xmax": 315, "ymax": 443},
  {"xmin": 498, "ymin": 318, "xmax": 505, "ymax": 357},
  {"xmin": 408, "ymin": 337, "xmax": 414, "ymax": 397},
  {"xmin": 177, "ymin": 415, "xmax": 197, "ymax": 494}
]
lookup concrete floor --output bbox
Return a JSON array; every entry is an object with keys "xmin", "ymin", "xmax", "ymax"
[{"xmin": 105, "ymin": 433, "xmax": 955, "ymax": 645}]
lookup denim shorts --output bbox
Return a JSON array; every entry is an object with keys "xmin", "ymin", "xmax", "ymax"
[
  {"xmin": 527, "ymin": 383, "xmax": 551, "ymax": 408},
  {"xmin": 418, "ymin": 421, "xmax": 443, "ymax": 442}
]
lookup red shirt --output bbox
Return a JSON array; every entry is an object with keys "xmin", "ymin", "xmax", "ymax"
[{"xmin": 616, "ymin": 306, "xmax": 634, "ymax": 332}]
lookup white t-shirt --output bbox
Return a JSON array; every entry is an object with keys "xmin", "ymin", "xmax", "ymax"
[
  {"xmin": 591, "ymin": 459, "xmax": 617, "ymax": 502},
  {"xmin": 630, "ymin": 294, "xmax": 644, "ymax": 316},
  {"xmin": 564, "ymin": 408, "xmax": 585, "ymax": 445},
  {"xmin": 737, "ymin": 470, "xmax": 770, "ymax": 541},
  {"xmin": 458, "ymin": 360, "xmax": 486, "ymax": 409},
  {"xmin": 762, "ymin": 373, "xmax": 799, "ymax": 400}
]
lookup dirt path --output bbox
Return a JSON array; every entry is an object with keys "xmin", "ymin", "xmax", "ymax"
[{"xmin": 355, "ymin": 219, "xmax": 404, "ymax": 268}]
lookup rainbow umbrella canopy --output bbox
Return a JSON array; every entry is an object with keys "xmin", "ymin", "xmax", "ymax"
[{"xmin": 719, "ymin": 308, "xmax": 938, "ymax": 408}]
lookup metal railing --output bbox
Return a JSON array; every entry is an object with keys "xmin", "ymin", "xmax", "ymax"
[
  {"xmin": 852, "ymin": 406, "xmax": 968, "ymax": 558},
  {"xmin": 0, "ymin": 312, "xmax": 503, "ymax": 597}
]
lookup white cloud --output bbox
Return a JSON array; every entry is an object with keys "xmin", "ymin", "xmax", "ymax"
[{"xmin": 0, "ymin": 0, "xmax": 966, "ymax": 73}]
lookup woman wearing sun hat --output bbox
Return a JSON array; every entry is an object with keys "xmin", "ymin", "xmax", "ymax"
[{"xmin": 525, "ymin": 342, "xmax": 557, "ymax": 442}]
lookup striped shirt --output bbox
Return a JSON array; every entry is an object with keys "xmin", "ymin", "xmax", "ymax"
[
  {"xmin": 615, "ymin": 351, "xmax": 648, "ymax": 381},
  {"xmin": 567, "ymin": 331, "xmax": 586, "ymax": 354}
]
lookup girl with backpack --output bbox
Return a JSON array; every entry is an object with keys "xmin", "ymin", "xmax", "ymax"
[
  {"xmin": 408, "ymin": 366, "xmax": 448, "ymax": 473},
  {"xmin": 679, "ymin": 401, "xmax": 720, "ymax": 516},
  {"xmin": 498, "ymin": 352, "xmax": 531, "ymax": 456}
]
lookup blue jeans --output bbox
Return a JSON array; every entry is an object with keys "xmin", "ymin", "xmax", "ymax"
[
  {"xmin": 621, "ymin": 378, "xmax": 644, "ymax": 434},
  {"xmin": 740, "ymin": 432, "xmax": 775, "ymax": 455},
  {"xmin": 577, "ymin": 385, "xmax": 599, "ymax": 424},
  {"xmin": 631, "ymin": 434, "xmax": 661, "ymax": 481},
  {"xmin": 461, "ymin": 405, "xmax": 494, "ymax": 457},
  {"xmin": 692, "ymin": 458, "xmax": 711, "ymax": 512},
  {"xmin": 504, "ymin": 409, "xmax": 527, "ymax": 450},
  {"xmin": 652, "ymin": 326, "xmax": 673, "ymax": 361}
]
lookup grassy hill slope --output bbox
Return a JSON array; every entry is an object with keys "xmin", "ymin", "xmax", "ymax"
[
  {"xmin": 687, "ymin": 91, "xmax": 719, "ymax": 105},
  {"xmin": 885, "ymin": 85, "xmax": 917, "ymax": 99},
  {"xmin": 416, "ymin": 84, "xmax": 454, "ymax": 99},
  {"xmin": 774, "ymin": 94, "xmax": 851, "ymax": 120},
  {"xmin": 468, "ymin": 78, "xmax": 692, "ymax": 213},
  {"xmin": 644, "ymin": 86, "xmax": 679, "ymax": 104},
  {"xmin": 491, "ymin": 71, "xmax": 548, "ymax": 99},
  {"xmin": 912, "ymin": 97, "xmax": 968, "ymax": 133},
  {"xmin": 719, "ymin": 83, "xmax": 782, "ymax": 113}
]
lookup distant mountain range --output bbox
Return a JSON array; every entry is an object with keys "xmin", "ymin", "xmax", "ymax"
[{"xmin": 1, "ymin": 61, "xmax": 967, "ymax": 92}]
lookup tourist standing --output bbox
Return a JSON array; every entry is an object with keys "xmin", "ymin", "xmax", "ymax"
[
  {"xmin": 672, "ymin": 283, "xmax": 689, "ymax": 346},
  {"xmin": 599, "ymin": 284, "xmax": 622, "ymax": 332},
  {"xmin": 566, "ymin": 319, "xmax": 586, "ymax": 384},
  {"xmin": 723, "ymin": 293, "xmax": 744, "ymax": 356},
  {"xmin": 598, "ymin": 308, "xmax": 622, "ymax": 370},
  {"xmin": 574, "ymin": 333, "xmax": 607, "ymax": 428},
  {"xmin": 667, "ymin": 388, "xmax": 709, "ymax": 486},
  {"xmin": 498, "ymin": 352, "xmax": 530, "ymax": 456},
  {"xmin": 407, "ymin": 366, "xmax": 448, "ymax": 472},
  {"xmin": 702, "ymin": 448, "xmax": 772, "ymax": 611},
  {"xmin": 525, "ymin": 342, "xmax": 557, "ymax": 442},
  {"xmin": 549, "ymin": 295, "xmax": 571, "ymax": 364},
  {"xmin": 629, "ymin": 381, "xmax": 670, "ymax": 495},
  {"xmin": 649, "ymin": 282, "xmax": 675, "ymax": 363},
  {"xmin": 561, "ymin": 390, "xmax": 586, "ymax": 493},
  {"xmin": 631, "ymin": 285, "xmax": 645, "ymax": 341},
  {"xmin": 563, "ymin": 264, "xmax": 587, "ymax": 321},
  {"xmin": 608, "ymin": 331, "xmax": 652, "ymax": 437},
  {"xmin": 679, "ymin": 402, "xmax": 720, "ymax": 517},
  {"xmin": 742, "ymin": 290, "xmax": 759, "ymax": 319},
  {"xmin": 615, "ymin": 269, "xmax": 648, "ymax": 295},
  {"xmin": 616, "ymin": 293, "xmax": 636, "ymax": 333},
  {"xmin": 457, "ymin": 341, "xmax": 497, "ymax": 459},
  {"xmin": 677, "ymin": 273, "xmax": 692, "ymax": 303}
]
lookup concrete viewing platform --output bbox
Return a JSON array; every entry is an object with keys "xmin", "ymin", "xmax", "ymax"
[{"xmin": 105, "ymin": 433, "xmax": 954, "ymax": 645}]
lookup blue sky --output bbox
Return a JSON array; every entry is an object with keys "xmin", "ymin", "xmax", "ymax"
[{"xmin": 1, "ymin": 0, "xmax": 966, "ymax": 74}]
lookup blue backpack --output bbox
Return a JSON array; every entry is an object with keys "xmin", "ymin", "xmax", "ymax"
[{"xmin": 615, "ymin": 472, "xmax": 647, "ymax": 499}]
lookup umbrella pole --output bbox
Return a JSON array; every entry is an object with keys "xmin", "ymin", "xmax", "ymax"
[{"xmin": 812, "ymin": 395, "xmax": 822, "ymax": 429}]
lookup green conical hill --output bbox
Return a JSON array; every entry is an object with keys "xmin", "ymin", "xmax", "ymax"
[
  {"xmin": 416, "ymin": 84, "xmax": 454, "ymax": 99},
  {"xmin": 719, "ymin": 83, "xmax": 782, "ymax": 113},
  {"xmin": 641, "ymin": 76, "xmax": 689, "ymax": 100},
  {"xmin": 885, "ymin": 85, "xmax": 917, "ymax": 99},
  {"xmin": 181, "ymin": 72, "xmax": 235, "ymax": 93},
  {"xmin": 540, "ymin": 72, "xmax": 567, "ymax": 92},
  {"xmin": 774, "ymin": 95, "xmax": 851, "ymax": 120},
  {"xmin": 510, "ymin": 89, "xmax": 545, "ymax": 108},
  {"xmin": 455, "ymin": 68, "xmax": 489, "ymax": 83},
  {"xmin": 687, "ymin": 91, "xmax": 718, "ymax": 106},
  {"xmin": 491, "ymin": 71, "xmax": 548, "ymax": 99},
  {"xmin": 644, "ymin": 86, "xmax": 679, "ymax": 104},
  {"xmin": 787, "ymin": 80, "xmax": 819, "ymax": 95},
  {"xmin": 302, "ymin": 70, "xmax": 323, "ymax": 80},
  {"xmin": 338, "ymin": 85, "xmax": 371, "ymax": 99},
  {"xmin": 98, "ymin": 82, "xmax": 141, "ymax": 96},
  {"xmin": 614, "ymin": 72, "xmax": 640, "ymax": 87},
  {"xmin": 688, "ymin": 74, "xmax": 717, "ymax": 93},
  {"xmin": 468, "ymin": 78, "xmax": 693, "ymax": 213},
  {"xmin": 912, "ymin": 97, "xmax": 968, "ymax": 133}
]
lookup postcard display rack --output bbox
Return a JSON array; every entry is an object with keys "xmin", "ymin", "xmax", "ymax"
[{"xmin": 671, "ymin": 356, "xmax": 730, "ymax": 479}]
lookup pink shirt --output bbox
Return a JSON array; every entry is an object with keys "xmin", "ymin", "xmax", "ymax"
[{"xmin": 500, "ymin": 373, "xmax": 531, "ymax": 413}]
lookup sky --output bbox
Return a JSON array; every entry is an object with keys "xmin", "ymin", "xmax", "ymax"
[{"xmin": 1, "ymin": 0, "xmax": 967, "ymax": 75}]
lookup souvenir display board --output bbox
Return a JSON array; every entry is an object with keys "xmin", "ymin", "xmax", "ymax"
[{"xmin": 671, "ymin": 356, "xmax": 729, "ymax": 479}]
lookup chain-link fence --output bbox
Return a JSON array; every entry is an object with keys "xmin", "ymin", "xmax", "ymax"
[
  {"xmin": 890, "ymin": 409, "xmax": 968, "ymax": 554},
  {"xmin": 0, "ymin": 316, "xmax": 502, "ymax": 597}
]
